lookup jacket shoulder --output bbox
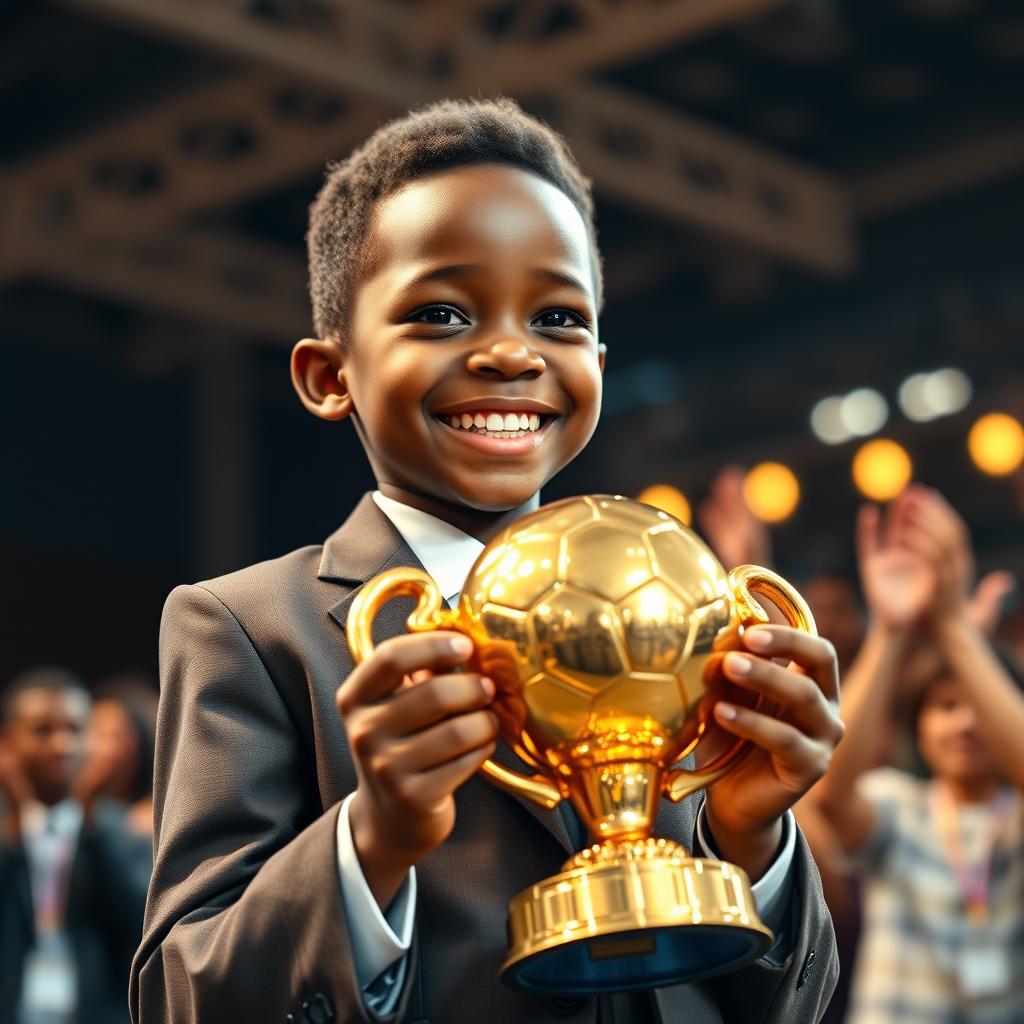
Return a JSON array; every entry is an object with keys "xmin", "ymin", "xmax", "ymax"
[{"xmin": 165, "ymin": 544, "xmax": 339, "ymax": 633}]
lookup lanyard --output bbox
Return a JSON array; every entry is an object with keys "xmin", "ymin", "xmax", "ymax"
[{"xmin": 931, "ymin": 783, "xmax": 1014, "ymax": 924}]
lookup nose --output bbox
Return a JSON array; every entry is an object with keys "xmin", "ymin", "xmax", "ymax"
[{"xmin": 466, "ymin": 337, "xmax": 546, "ymax": 380}]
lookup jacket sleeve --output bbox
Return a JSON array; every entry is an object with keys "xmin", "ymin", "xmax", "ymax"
[
  {"xmin": 702, "ymin": 824, "xmax": 839, "ymax": 1024},
  {"xmin": 129, "ymin": 583, "xmax": 416, "ymax": 1024}
]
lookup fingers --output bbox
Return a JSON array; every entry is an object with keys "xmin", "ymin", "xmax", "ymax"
[
  {"xmin": 338, "ymin": 632, "xmax": 473, "ymax": 711},
  {"xmin": 388, "ymin": 709, "xmax": 500, "ymax": 775},
  {"xmin": 856, "ymin": 504, "xmax": 881, "ymax": 561},
  {"xmin": 388, "ymin": 673, "xmax": 496, "ymax": 737},
  {"xmin": 739, "ymin": 626, "xmax": 840, "ymax": 705},
  {"xmin": 713, "ymin": 701, "xmax": 828, "ymax": 776},
  {"xmin": 723, "ymin": 649, "xmax": 840, "ymax": 741},
  {"xmin": 403, "ymin": 742, "xmax": 498, "ymax": 808}
]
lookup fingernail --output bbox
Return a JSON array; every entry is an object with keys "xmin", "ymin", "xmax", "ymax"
[
  {"xmin": 450, "ymin": 635, "xmax": 473, "ymax": 657},
  {"xmin": 481, "ymin": 676, "xmax": 495, "ymax": 698},
  {"xmin": 716, "ymin": 702, "xmax": 737, "ymax": 720},
  {"xmin": 745, "ymin": 629, "xmax": 772, "ymax": 650},
  {"xmin": 726, "ymin": 653, "xmax": 752, "ymax": 675}
]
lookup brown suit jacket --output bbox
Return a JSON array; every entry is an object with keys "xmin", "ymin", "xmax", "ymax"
[{"xmin": 130, "ymin": 493, "xmax": 838, "ymax": 1024}]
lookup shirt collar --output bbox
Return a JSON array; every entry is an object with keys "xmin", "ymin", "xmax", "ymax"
[
  {"xmin": 372, "ymin": 491, "xmax": 484, "ymax": 603},
  {"xmin": 21, "ymin": 799, "xmax": 83, "ymax": 843}
]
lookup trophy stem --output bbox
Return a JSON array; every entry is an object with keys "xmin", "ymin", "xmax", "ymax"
[{"xmin": 569, "ymin": 762, "xmax": 662, "ymax": 846}]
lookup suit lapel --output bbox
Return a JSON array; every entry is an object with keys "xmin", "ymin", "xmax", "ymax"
[{"xmin": 320, "ymin": 494, "xmax": 572, "ymax": 855}]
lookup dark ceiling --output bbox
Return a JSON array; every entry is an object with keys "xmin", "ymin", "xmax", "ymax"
[{"xmin": 2, "ymin": 0, "xmax": 1023, "ymax": 679}]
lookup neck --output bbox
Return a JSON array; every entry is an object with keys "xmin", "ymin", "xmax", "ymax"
[
  {"xmin": 940, "ymin": 776, "xmax": 1000, "ymax": 806},
  {"xmin": 376, "ymin": 484, "xmax": 540, "ymax": 544}
]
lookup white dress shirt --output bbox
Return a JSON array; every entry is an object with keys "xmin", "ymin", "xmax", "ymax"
[
  {"xmin": 337, "ymin": 490, "xmax": 797, "ymax": 1015},
  {"xmin": 18, "ymin": 799, "xmax": 83, "ymax": 1024}
]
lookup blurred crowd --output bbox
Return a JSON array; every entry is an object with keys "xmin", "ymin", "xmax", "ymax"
[
  {"xmin": 0, "ymin": 674, "xmax": 156, "ymax": 1024},
  {"xmin": 699, "ymin": 469, "xmax": 1024, "ymax": 1023},
  {"xmin": 1, "ymin": 475, "xmax": 1021, "ymax": 1023}
]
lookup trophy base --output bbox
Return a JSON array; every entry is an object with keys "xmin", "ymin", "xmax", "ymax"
[{"xmin": 501, "ymin": 838, "xmax": 773, "ymax": 994}]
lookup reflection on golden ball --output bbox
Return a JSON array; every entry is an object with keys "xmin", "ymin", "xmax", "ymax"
[{"xmin": 461, "ymin": 495, "xmax": 738, "ymax": 775}]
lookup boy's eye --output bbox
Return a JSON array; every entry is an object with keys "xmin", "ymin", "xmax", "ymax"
[
  {"xmin": 409, "ymin": 304, "xmax": 469, "ymax": 327},
  {"xmin": 534, "ymin": 309, "xmax": 588, "ymax": 330}
]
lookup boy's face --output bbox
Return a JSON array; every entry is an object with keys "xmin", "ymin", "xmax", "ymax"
[
  {"xmin": 916, "ymin": 677, "xmax": 1000, "ymax": 785},
  {"xmin": 5, "ymin": 687, "xmax": 90, "ymax": 805},
  {"xmin": 297, "ymin": 163, "xmax": 604, "ymax": 515}
]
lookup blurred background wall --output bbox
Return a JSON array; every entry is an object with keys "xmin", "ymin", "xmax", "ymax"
[{"xmin": 2, "ymin": 0, "xmax": 1023, "ymax": 682}]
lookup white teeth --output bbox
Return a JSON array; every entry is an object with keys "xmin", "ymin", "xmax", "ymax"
[{"xmin": 441, "ymin": 411, "xmax": 548, "ymax": 435}]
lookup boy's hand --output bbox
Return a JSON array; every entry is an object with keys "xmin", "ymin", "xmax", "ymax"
[
  {"xmin": 338, "ymin": 632, "xmax": 498, "ymax": 910},
  {"xmin": 857, "ymin": 501, "xmax": 936, "ymax": 630},
  {"xmin": 709, "ymin": 625, "xmax": 843, "ymax": 880}
]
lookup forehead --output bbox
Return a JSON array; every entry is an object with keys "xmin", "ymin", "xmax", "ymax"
[
  {"xmin": 364, "ymin": 163, "xmax": 592, "ymax": 284},
  {"xmin": 11, "ymin": 687, "xmax": 90, "ymax": 723},
  {"xmin": 921, "ymin": 676, "xmax": 962, "ymax": 705}
]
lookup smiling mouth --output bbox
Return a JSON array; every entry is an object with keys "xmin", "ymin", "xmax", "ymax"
[{"xmin": 435, "ymin": 410, "xmax": 552, "ymax": 438}]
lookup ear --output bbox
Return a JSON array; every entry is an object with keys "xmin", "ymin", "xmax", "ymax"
[
  {"xmin": 291, "ymin": 337, "xmax": 353, "ymax": 421},
  {"xmin": 597, "ymin": 342, "xmax": 607, "ymax": 375}
]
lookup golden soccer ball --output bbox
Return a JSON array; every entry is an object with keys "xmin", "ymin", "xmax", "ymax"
[{"xmin": 460, "ymin": 494, "xmax": 747, "ymax": 777}]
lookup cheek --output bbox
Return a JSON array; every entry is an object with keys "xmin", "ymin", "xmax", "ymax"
[{"xmin": 560, "ymin": 355, "xmax": 603, "ymax": 425}]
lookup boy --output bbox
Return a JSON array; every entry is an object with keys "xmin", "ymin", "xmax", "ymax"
[
  {"xmin": 817, "ymin": 486, "xmax": 1024, "ymax": 1022},
  {"xmin": 130, "ymin": 97, "xmax": 842, "ymax": 1023},
  {"xmin": 0, "ymin": 668, "xmax": 152, "ymax": 1024}
]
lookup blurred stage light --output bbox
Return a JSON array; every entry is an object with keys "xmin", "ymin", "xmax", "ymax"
[
  {"xmin": 638, "ymin": 484, "xmax": 692, "ymax": 526},
  {"xmin": 897, "ymin": 372, "xmax": 933, "ymax": 421},
  {"xmin": 968, "ymin": 413, "xmax": 1024, "ymax": 476},
  {"xmin": 840, "ymin": 388, "xmax": 889, "ymax": 437},
  {"xmin": 923, "ymin": 368, "xmax": 972, "ymax": 416},
  {"xmin": 811, "ymin": 396, "xmax": 851, "ymax": 444},
  {"xmin": 743, "ymin": 462, "xmax": 800, "ymax": 523},
  {"xmin": 898, "ymin": 367, "xmax": 972, "ymax": 421},
  {"xmin": 852, "ymin": 439, "xmax": 912, "ymax": 500}
]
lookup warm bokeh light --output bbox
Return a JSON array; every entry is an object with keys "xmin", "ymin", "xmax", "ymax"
[
  {"xmin": 852, "ymin": 439, "xmax": 913, "ymax": 500},
  {"xmin": 637, "ymin": 484, "xmax": 692, "ymax": 526},
  {"xmin": 968, "ymin": 413, "xmax": 1024, "ymax": 476},
  {"xmin": 742, "ymin": 462, "xmax": 800, "ymax": 523}
]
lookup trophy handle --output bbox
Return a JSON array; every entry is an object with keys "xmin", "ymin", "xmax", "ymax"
[
  {"xmin": 663, "ymin": 564, "xmax": 818, "ymax": 803},
  {"xmin": 347, "ymin": 568, "xmax": 563, "ymax": 811},
  {"xmin": 347, "ymin": 567, "xmax": 460, "ymax": 666}
]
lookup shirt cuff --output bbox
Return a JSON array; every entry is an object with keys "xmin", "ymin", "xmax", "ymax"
[
  {"xmin": 336, "ymin": 793, "xmax": 416, "ymax": 999},
  {"xmin": 694, "ymin": 801, "xmax": 796, "ymax": 938}
]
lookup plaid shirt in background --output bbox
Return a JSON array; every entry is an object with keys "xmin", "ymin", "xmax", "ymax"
[{"xmin": 847, "ymin": 768, "xmax": 1024, "ymax": 1024}]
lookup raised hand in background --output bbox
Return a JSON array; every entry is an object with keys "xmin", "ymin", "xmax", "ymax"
[
  {"xmin": 857, "ymin": 496, "xmax": 937, "ymax": 630},
  {"xmin": 0, "ymin": 736, "xmax": 34, "ymax": 840},
  {"xmin": 698, "ymin": 465, "xmax": 773, "ymax": 570}
]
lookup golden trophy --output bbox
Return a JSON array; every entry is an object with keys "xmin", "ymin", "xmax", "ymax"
[{"xmin": 347, "ymin": 494, "xmax": 816, "ymax": 994}]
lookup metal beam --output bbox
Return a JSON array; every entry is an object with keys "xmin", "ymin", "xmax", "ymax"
[
  {"xmin": 61, "ymin": 0, "xmax": 789, "ymax": 101},
  {"xmin": 0, "ymin": 70, "xmax": 390, "ymax": 279},
  {"xmin": 41, "ymin": 230, "xmax": 310, "ymax": 341},
  {"xmin": 852, "ymin": 127, "xmax": 1024, "ymax": 218}
]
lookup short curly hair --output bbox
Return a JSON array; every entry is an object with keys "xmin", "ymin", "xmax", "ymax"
[{"xmin": 307, "ymin": 96, "xmax": 603, "ymax": 340}]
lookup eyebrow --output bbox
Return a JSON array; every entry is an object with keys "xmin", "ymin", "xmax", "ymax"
[{"xmin": 404, "ymin": 263, "xmax": 589, "ymax": 294}]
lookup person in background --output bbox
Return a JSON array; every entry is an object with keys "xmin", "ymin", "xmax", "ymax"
[
  {"xmin": 0, "ymin": 667, "xmax": 152, "ymax": 1024},
  {"xmin": 816, "ymin": 485, "xmax": 1024, "ymax": 1023},
  {"xmin": 86, "ymin": 676, "xmax": 158, "ymax": 838}
]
